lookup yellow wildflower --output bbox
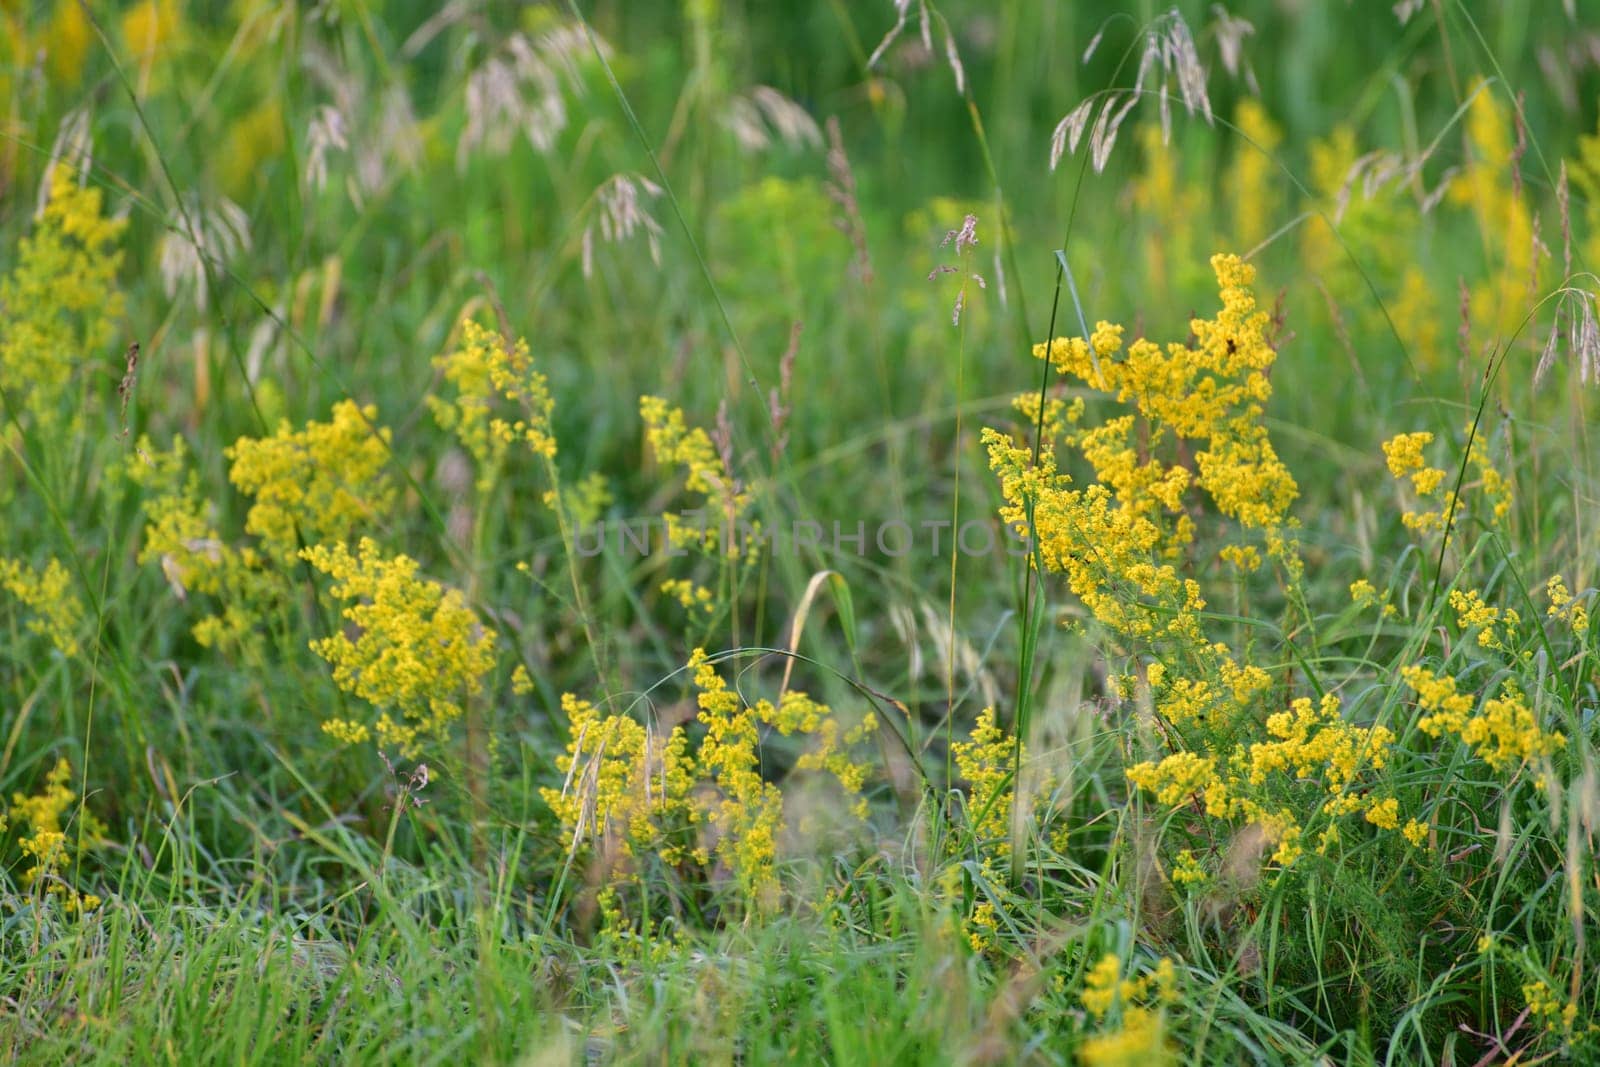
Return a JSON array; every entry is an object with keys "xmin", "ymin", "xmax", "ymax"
[
  {"xmin": 641, "ymin": 396, "xmax": 751, "ymax": 557},
  {"xmin": 46, "ymin": 0, "xmax": 93, "ymax": 84},
  {"xmin": 0, "ymin": 557, "xmax": 83, "ymax": 656},
  {"xmin": 1382, "ymin": 431, "xmax": 1433, "ymax": 478},
  {"xmin": 951, "ymin": 706, "xmax": 1030, "ymax": 860},
  {"xmin": 1078, "ymin": 955, "xmax": 1178, "ymax": 1066},
  {"xmin": 1171, "ymin": 849, "xmax": 1207, "ymax": 887},
  {"xmin": 0, "ymin": 164, "xmax": 127, "ymax": 424},
  {"xmin": 660, "ymin": 578, "xmax": 715, "ymax": 614},
  {"xmin": 1403, "ymin": 666, "xmax": 1565, "ymax": 773},
  {"xmin": 302, "ymin": 538, "xmax": 498, "ymax": 758},
  {"xmin": 1363, "ymin": 797, "xmax": 1400, "ymax": 830},
  {"xmin": 6, "ymin": 758, "xmax": 102, "ymax": 910},
  {"xmin": 226, "ymin": 401, "xmax": 397, "ymax": 562},
  {"xmin": 689, "ymin": 648, "xmax": 784, "ymax": 905},
  {"xmin": 540, "ymin": 693, "xmax": 694, "ymax": 863},
  {"xmin": 1226, "ymin": 98, "xmax": 1282, "ymax": 249},
  {"xmin": 1547, "ymin": 574, "xmax": 1590, "ymax": 634},
  {"xmin": 429, "ymin": 318, "xmax": 559, "ymax": 492}
]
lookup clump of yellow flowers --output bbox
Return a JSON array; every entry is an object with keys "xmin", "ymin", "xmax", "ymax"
[
  {"xmin": 1381, "ymin": 427, "xmax": 1511, "ymax": 534},
  {"xmin": 127, "ymin": 436, "xmax": 276, "ymax": 656},
  {"xmin": 988, "ymin": 254, "xmax": 1408, "ymax": 874},
  {"xmin": 303, "ymin": 537, "xmax": 499, "ymax": 758},
  {"xmin": 429, "ymin": 317, "xmax": 558, "ymax": 494},
  {"xmin": 0, "ymin": 556, "xmax": 84, "ymax": 657},
  {"xmin": 226, "ymin": 400, "xmax": 397, "ymax": 562},
  {"xmin": 0, "ymin": 164, "xmax": 126, "ymax": 429},
  {"xmin": 3, "ymin": 759, "xmax": 103, "ymax": 913},
  {"xmin": 1401, "ymin": 667, "xmax": 1564, "ymax": 779},
  {"xmin": 543, "ymin": 649, "xmax": 876, "ymax": 913},
  {"xmin": 128, "ymin": 399, "xmax": 400, "ymax": 658},
  {"xmin": 1077, "ymin": 954, "xmax": 1179, "ymax": 1067},
  {"xmin": 1449, "ymin": 81, "xmax": 1545, "ymax": 339},
  {"xmin": 946, "ymin": 705, "xmax": 1063, "ymax": 952},
  {"xmin": 640, "ymin": 395, "xmax": 752, "ymax": 558},
  {"xmin": 540, "ymin": 693, "xmax": 695, "ymax": 864}
]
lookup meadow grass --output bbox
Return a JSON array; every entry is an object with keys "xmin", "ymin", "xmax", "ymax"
[{"xmin": 1, "ymin": 1, "xmax": 1599, "ymax": 1063}]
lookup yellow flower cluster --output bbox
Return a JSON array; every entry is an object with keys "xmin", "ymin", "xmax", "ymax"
[
  {"xmin": 1077, "ymin": 954, "xmax": 1178, "ymax": 1067},
  {"xmin": 1021, "ymin": 255, "xmax": 1297, "ymax": 543},
  {"xmin": 1349, "ymin": 578, "xmax": 1398, "ymax": 618},
  {"xmin": 989, "ymin": 256, "xmax": 1301, "ymax": 655},
  {"xmin": 1569, "ymin": 110, "xmax": 1600, "ymax": 267},
  {"xmin": 1170, "ymin": 849, "xmax": 1207, "ymax": 886},
  {"xmin": 1381, "ymin": 430, "xmax": 1447, "ymax": 532},
  {"xmin": 122, "ymin": 0, "xmax": 182, "ymax": 53},
  {"xmin": 0, "ymin": 556, "xmax": 84, "ymax": 656},
  {"xmin": 640, "ymin": 396, "xmax": 752, "ymax": 557},
  {"xmin": 690, "ymin": 649, "xmax": 786, "ymax": 904},
  {"xmin": 986, "ymin": 425, "xmax": 1205, "ymax": 643},
  {"xmin": 952, "ymin": 706, "xmax": 1035, "ymax": 861},
  {"xmin": 660, "ymin": 578, "xmax": 714, "ymax": 614},
  {"xmin": 540, "ymin": 693, "xmax": 694, "ymax": 863},
  {"xmin": 1402, "ymin": 666, "xmax": 1565, "ymax": 776},
  {"xmin": 0, "ymin": 164, "xmax": 127, "ymax": 425},
  {"xmin": 689, "ymin": 649, "xmax": 875, "ymax": 903},
  {"xmin": 1547, "ymin": 575, "xmax": 1590, "ymax": 634},
  {"xmin": 226, "ymin": 400, "xmax": 396, "ymax": 562},
  {"xmin": 1130, "ymin": 691, "xmax": 1402, "ymax": 865},
  {"xmin": 429, "ymin": 317, "xmax": 559, "ymax": 492},
  {"xmin": 1523, "ymin": 980, "xmax": 1581, "ymax": 1035},
  {"xmin": 128, "ymin": 401, "xmax": 401, "ymax": 659},
  {"xmin": 302, "ymin": 538, "xmax": 498, "ymax": 757},
  {"xmin": 1381, "ymin": 428, "xmax": 1510, "ymax": 533},
  {"xmin": 561, "ymin": 471, "xmax": 612, "ymax": 528},
  {"xmin": 127, "ymin": 437, "xmax": 275, "ymax": 654},
  {"xmin": 544, "ymin": 650, "xmax": 875, "ymax": 911},
  {"xmin": 987, "ymin": 255, "xmax": 1420, "ymax": 872},
  {"xmin": 1448, "ymin": 588, "xmax": 1519, "ymax": 651},
  {"xmin": 42, "ymin": 0, "xmax": 92, "ymax": 85},
  {"xmin": 5, "ymin": 759, "xmax": 102, "ymax": 912}
]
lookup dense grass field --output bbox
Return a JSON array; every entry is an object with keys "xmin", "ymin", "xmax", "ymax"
[{"xmin": 3, "ymin": 1, "xmax": 1600, "ymax": 1062}]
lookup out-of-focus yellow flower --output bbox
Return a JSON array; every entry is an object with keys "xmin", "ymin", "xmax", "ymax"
[
  {"xmin": 0, "ymin": 165, "xmax": 127, "ymax": 425},
  {"xmin": 0, "ymin": 557, "xmax": 84, "ymax": 656},
  {"xmin": 121, "ymin": 0, "xmax": 184, "ymax": 80},
  {"xmin": 1227, "ymin": 98, "xmax": 1282, "ymax": 250},
  {"xmin": 46, "ymin": 0, "xmax": 93, "ymax": 85}
]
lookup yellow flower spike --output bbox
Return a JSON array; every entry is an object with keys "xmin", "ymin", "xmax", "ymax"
[
  {"xmin": 539, "ymin": 693, "xmax": 694, "ymax": 864},
  {"xmin": 1546, "ymin": 574, "xmax": 1590, "ymax": 633},
  {"xmin": 1227, "ymin": 98, "xmax": 1283, "ymax": 249},
  {"xmin": 1078, "ymin": 955, "xmax": 1179, "ymax": 1065},
  {"xmin": 951, "ymin": 706, "xmax": 1048, "ymax": 866},
  {"xmin": 46, "ymin": 0, "xmax": 93, "ymax": 85}
]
